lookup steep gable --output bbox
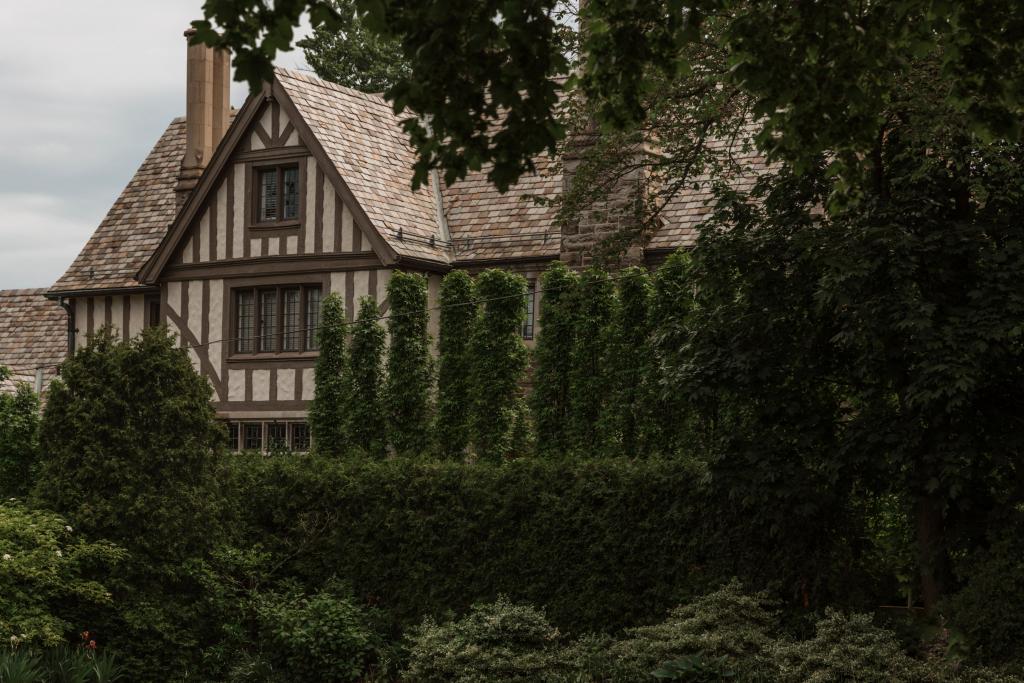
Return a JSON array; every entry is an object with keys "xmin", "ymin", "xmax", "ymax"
[
  {"xmin": 164, "ymin": 96, "xmax": 381, "ymax": 270},
  {"xmin": 275, "ymin": 69, "xmax": 449, "ymax": 264}
]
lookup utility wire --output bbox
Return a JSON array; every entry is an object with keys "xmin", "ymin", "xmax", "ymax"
[{"xmin": 185, "ymin": 261, "xmax": 676, "ymax": 352}]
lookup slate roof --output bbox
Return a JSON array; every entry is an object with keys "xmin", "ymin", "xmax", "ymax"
[
  {"xmin": 649, "ymin": 130, "xmax": 768, "ymax": 252},
  {"xmin": 51, "ymin": 67, "xmax": 765, "ymax": 295},
  {"xmin": 50, "ymin": 118, "xmax": 187, "ymax": 293},
  {"xmin": 0, "ymin": 289, "xmax": 66, "ymax": 395},
  {"xmin": 276, "ymin": 68, "xmax": 449, "ymax": 263},
  {"xmin": 444, "ymin": 154, "xmax": 562, "ymax": 262}
]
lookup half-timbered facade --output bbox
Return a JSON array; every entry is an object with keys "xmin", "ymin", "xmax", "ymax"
[{"xmin": 30, "ymin": 31, "xmax": 757, "ymax": 449}]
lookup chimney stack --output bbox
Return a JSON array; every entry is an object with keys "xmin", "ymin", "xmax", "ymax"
[{"xmin": 176, "ymin": 28, "xmax": 231, "ymax": 206}]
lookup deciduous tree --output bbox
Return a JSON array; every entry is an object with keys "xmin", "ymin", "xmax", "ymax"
[
  {"xmin": 530, "ymin": 262, "xmax": 578, "ymax": 457},
  {"xmin": 347, "ymin": 296, "xmax": 386, "ymax": 458},
  {"xmin": 310, "ymin": 292, "xmax": 349, "ymax": 456},
  {"xmin": 385, "ymin": 270, "xmax": 433, "ymax": 455},
  {"xmin": 470, "ymin": 269, "xmax": 528, "ymax": 461},
  {"xmin": 436, "ymin": 270, "xmax": 476, "ymax": 459}
]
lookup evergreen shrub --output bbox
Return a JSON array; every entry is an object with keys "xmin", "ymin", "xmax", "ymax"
[{"xmin": 218, "ymin": 454, "xmax": 881, "ymax": 636}]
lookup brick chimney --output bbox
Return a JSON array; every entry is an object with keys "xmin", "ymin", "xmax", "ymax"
[{"xmin": 176, "ymin": 28, "xmax": 231, "ymax": 206}]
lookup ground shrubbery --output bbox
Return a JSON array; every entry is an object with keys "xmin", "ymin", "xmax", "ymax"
[{"xmin": 405, "ymin": 584, "xmax": 1024, "ymax": 683}]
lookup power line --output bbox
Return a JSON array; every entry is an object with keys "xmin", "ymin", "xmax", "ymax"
[
  {"xmin": 9, "ymin": 260, "xmax": 684, "ymax": 370},
  {"xmin": 185, "ymin": 261, "xmax": 675, "ymax": 352}
]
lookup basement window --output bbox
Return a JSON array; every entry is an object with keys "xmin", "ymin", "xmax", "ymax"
[
  {"xmin": 256, "ymin": 165, "xmax": 300, "ymax": 224},
  {"xmin": 224, "ymin": 420, "xmax": 311, "ymax": 453}
]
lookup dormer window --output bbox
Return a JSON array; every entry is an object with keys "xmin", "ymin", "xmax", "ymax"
[{"xmin": 256, "ymin": 165, "xmax": 300, "ymax": 224}]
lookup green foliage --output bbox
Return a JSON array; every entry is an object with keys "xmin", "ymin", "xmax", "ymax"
[
  {"xmin": 0, "ymin": 370, "xmax": 40, "ymax": 499},
  {"xmin": 299, "ymin": 0, "xmax": 409, "ymax": 93},
  {"xmin": 773, "ymin": 610, "xmax": 928, "ymax": 682},
  {"xmin": 566, "ymin": 268, "xmax": 614, "ymax": 455},
  {"xmin": 0, "ymin": 649, "xmax": 43, "ymax": 683},
  {"xmin": 196, "ymin": 1, "xmax": 1024, "ymax": 195},
  {"xmin": 946, "ymin": 514, "xmax": 1024, "ymax": 669},
  {"xmin": 385, "ymin": 271, "xmax": 433, "ymax": 456},
  {"xmin": 600, "ymin": 267, "xmax": 656, "ymax": 457},
  {"xmin": 32, "ymin": 327, "xmax": 224, "ymax": 680},
  {"xmin": 531, "ymin": 262, "xmax": 578, "ymax": 458},
  {"xmin": 0, "ymin": 502, "xmax": 124, "ymax": 648},
  {"xmin": 436, "ymin": 271, "xmax": 476, "ymax": 460},
  {"xmin": 405, "ymin": 597, "xmax": 565, "ymax": 682},
  {"xmin": 310, "ymin": 292, "xmax": 349, "ymax": 456},
  {"xmin": 347, "ymin": 297, "xmax": 386, "ymax": 458},
  {"xmin": 469, "ymin": 269, "xmax": 528, "ymax": 461},
  {"xmin": 34, "ymin": 327, "xmax": 221, "ymax": 563},
  {"xmin": 254, "ymin": 582, "xmax": 376, "ymax": 683},
  {"xmin": 219, "ymin": 454, "xmax": 879, "ymax": 637},
  {"xmin": 608, "ymin": 580, "xmax": 778, "ymax": 680}
]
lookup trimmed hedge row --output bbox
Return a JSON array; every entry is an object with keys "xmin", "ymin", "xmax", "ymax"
[{"xmin": 218, "ymin": 454, "xmax": 880, "ymax": 634}]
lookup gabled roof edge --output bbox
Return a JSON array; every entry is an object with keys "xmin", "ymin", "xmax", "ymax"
[
  {"xmin": 270, "ymin": 78, "xmax": 401, "ymax": 267},
  {"xmin": 136, "ymin": 88, "xmax": 268, "ymax": 284}
]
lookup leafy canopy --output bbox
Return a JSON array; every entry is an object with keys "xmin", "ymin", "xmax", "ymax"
[{"xmin": 194, "ymin": 0, "xmax": 1024, "ymax": 194}]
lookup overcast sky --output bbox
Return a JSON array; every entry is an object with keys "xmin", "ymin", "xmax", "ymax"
[{"xmin": 0, "ymin": 1, "xmax": 311, "ymax": 289}]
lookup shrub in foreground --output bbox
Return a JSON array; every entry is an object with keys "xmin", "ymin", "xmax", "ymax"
[
  {"xmin": 254, "ymin": 582, "xmax": 377, "ymax": 683},
  {"xmin": 405, "ymin": 597, "xmax": 565, "ymax": 682},
  {"xmin": 0, "ymin": 501, "xmax": 124, "ymax": 648}
]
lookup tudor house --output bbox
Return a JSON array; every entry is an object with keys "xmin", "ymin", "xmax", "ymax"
[{"xmin": 30, "ymin": 30, "xmax": 752, "ymax": 449}]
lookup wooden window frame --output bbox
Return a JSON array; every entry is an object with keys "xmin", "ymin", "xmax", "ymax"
[
  {"xmin": 249, "ymin": 160, "xmax": 302, "ymax": 230},
  {"xmin": 232, "ymin": 284, "xmax": 322, "ymax": 358},
  {"xmin": 522, "ymin": 279, "xmax": 536, "ymax": 340},
  {"xmin": 224, "ymin": 420, "xmax": 311, "ymax": 453}
]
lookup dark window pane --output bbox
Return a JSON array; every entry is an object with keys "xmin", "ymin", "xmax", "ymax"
[
  {"xmin": 260, "ymin": 291, "xmax": 278, "ymax": 352},
  {"xmin": 227, "ymin": 422, "xmax": 240, "ymax": 451},
  {"xmin": 237, "ymin": 290, "xmax": 256, "ymax": 353},
  {"xmin": 267, "ymin": 423, "xmax": 288, "ymax": 451},
  {"xmin": 291, "ymin": 422, "xmax": 310, "ymax": 451},
  {"xmin": 305, "ymin": 287, "xmax": 322, "ymax": 351},
  {"xmin": 147, "ymin": 298, "xmax": 161, "ymax": 328},
  {"xmin": 243, "ymin": 423, "xmax": 263, "ymax": 451},
  {"xmin": 283, "ymin": 167, "xmax": 299, "ymax": 219},
  {"xmin": 282, "ymin": 288, "xmax": 300, "ymax": 352},
  {"xmin": 259, "ymin": 168, "xmax": 278, "ymax": 221},
  {"xmin": 522, "ymin": 280, "xmax": 536, "ymax": 340}
]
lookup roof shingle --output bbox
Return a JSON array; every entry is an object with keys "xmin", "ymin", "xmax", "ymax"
[
  {"xmin": 0, "ymin": 289, "xmax": 66, "ymax": 394},
  {"xmin": 50, "ymin": 119, "xmax": 186, "ymax": 293},
  {"xmin": 276, "ymin": 69, "xmax": 450, "ymax": 263}
]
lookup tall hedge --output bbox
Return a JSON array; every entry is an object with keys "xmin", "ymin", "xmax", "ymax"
[
  {"xmin": 219, "ymin": 454, "xmax": 882, "ymax": 636},
  {"xmin": 33, "ymin": 327, "xmax": 223, "ymax": 679},
  {"xmin": 601, "ymin": 267, "xmax": 656, "ymax": 457},
  {"xmin": 0, "ymin": 368, "xmax": 40, "ymax": 498},
  {"xmin": 566, "ymin": 268, "xmax": 615, "ymax": 454},
  {"xmin": 436, "ymin": 270, "xmax": 476, "ymax": 459},
  {"xmin": 651, "ymin": 251, "xmax": 696, "ymax": 456},
  {"xmin": 310, "ymin": 292, "xmax": 349, "ymax": 455},
  {"xmin": 347, "ymin": 297, "xmax": 386, "ymax": 458},
  {"xmin": 530, "ymin": 262, "xmax": 579, "ymax": 457},
  {"xmin": 385, "ymin": 270, "xmax": 433, "ymax": 456},
  {"xmin": 469, "ymin": 269, "xmax": 528, "ymax": 461}
]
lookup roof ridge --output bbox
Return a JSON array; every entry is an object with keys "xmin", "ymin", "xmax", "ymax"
[
  {"xmin": 0, "ymin": 288, "xmax": 48, "ymax": 296},
  {"xmin": 273, "ymin": 66, "xmax": 392, "ymax": 109}
]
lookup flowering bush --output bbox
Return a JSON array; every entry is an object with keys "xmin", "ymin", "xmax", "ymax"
[{"xmin": 0, "ymin": 501, "xmax": 124, "ymax": 648}]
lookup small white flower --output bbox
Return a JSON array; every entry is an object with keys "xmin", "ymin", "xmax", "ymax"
[
  {"xmin": 64, "ymin": 525, "xmax": 73, "ymax": 532},
  {"xmin": 1, "ymin": 554, "xmax": 10, "ymax": 561},
  {"xmin": 55, "ymin": 549, "xmax": 63, "ymax": 557},
  {"xmin": 9, "ymin": 635, "xmax": 19, "ymax": 644}
]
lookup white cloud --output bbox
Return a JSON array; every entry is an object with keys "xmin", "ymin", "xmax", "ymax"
[{"xmin": 0, "ymin": 0, "xmax": 312, "ymax": 289}]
